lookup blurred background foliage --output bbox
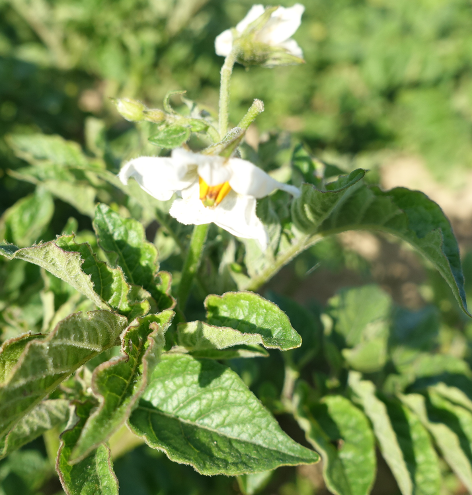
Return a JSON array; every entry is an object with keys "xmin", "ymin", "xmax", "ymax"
[{"xmin": 2, "ymin": 0, "xmax": 472, "ymax": 494}]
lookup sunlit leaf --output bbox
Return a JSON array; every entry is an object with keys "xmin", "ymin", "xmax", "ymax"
[
  {"xmin": 128, "ymin": 354, "xmax": 318, "ymax": 475},
  {"xmin": 70, "ymin": 311, "xmax": 174, "ymax": 463},
  {"xmin": 205, "ymin": 291, "xmax": 301, "ymax": 350},
  {"xmin": 57, "ymin": 401, "xmax": 119, "ymax": 495},
  {"xmin": 0, "ymin": 310, "xmax": 127, "ymax": 437},
  {"xmin": 294, "ymin": 383, "xmax": 376, "ymax": 495}
]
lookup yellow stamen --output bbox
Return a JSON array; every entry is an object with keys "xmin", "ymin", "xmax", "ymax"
[{"xmin": 199, "ymin": 177, "xmax": 232, "ymax": 207}]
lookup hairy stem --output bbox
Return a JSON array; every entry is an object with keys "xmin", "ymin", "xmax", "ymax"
[
  {"xmin": 177, "ymin": 224, "xmax": 210, "ymax": 311},
  {"xmin": 237, "ymin": 99, "xmax": 264, "ymax": 131},
  {"xmin": 218, "ymin": 45, "xmax": 240, "ymax": 137}
]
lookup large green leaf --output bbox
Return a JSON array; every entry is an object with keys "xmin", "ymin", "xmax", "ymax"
[
  {"xmin": 0, "ymin": 400, "xmax": 70, "ymax": 459},
  {"xmin": 128, "ymin": 354, "xmax": 318, "ymax": 475},
  {"xmin": 0, "ymin": 188, "xmax": 54, "ymax": 247},
  {"xmin": 0, "ymin": 310, "xmax": 127, "ymax": 437},
  {"xmin": 401, "ymin": 392, "xmax": 472, "ymax": 493},
  {"xmin": 57, "ymin": 401, "xmax": 119, "ymax": 495},
  {"xmin": 93, "ymin": 204, "xmax": 175, "ymax": 310},
  {"xmin": 70, "ymin": 311, "xmax": 174, "ymax": 463},
  {"xmin": 294, "ymin": 384, "xmax": 376, "ymax": 495},
  {"xmin": 0, "ymin": 235, "xmax": 150, "ymax": 318},
  {"xmin": 205, "ymin": 292, "xmax": 302, "ymax": 350},
  {"xmin": 292, "ymin": 169, "xmax": 366, "ymax": 234},
  {"xmin": 349, "ymin": 373, "xmax": 414, "ymax": 495},
  {"xmin": 383, "ymin": 397, "xmax": 441, "ymax": 495},
  {"xmin": 319, "ymin": 186, "xmax": 470, "ymax": 317}
]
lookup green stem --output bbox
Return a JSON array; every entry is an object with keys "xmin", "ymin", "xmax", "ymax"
[
  {"xmin": 237, "ymin": 99, "xmax": 264, "ymax": 131},
  {"xmin": 218, "ymin": 45, "xmax": 239, "ymax": 137},
  {"xmin": 244, "ymin": 234, "xmax": 322, "ymax": 292},
  {"xmin": 177, "ymin": 224, "xmax": 210, "ymax": 311}
]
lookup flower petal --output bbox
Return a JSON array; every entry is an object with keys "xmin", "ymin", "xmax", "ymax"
[
  {"xmin": 258, "ymin": 4, "xmax": 305, "ymax": 45},
  {"xmin": 118, "ymin": 156, "xmax": 196, "ymax": 201},
  {"xmin": 279, "ymin": 39, "xmax": 304, "ymax": 58},
  {"xmin": 170, "ymin": 187, "xmax": 269, "ymax": 250},
  {"xmin": 228, "ymin": 158, "xmax": 301, "ymax": 198},
  {"xmin": 171, "ymin": 149, "xmax": 230, "ymax": 186},
  {"xmin": 236, "ymin": 5, "xmax": 265, "ymax": 33},
  {"xmin": 197, "ymin": 157, "xmax": 232, "ymax": 186},
  {"xmin": 215, "ymin": 29, "xmax": 233, "ymax": 57}
]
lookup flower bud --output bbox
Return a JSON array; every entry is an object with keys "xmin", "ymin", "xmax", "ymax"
[
  {"xmin": 143, "ymin": 108, "xmax": 166, "ymax": 123},
  {"xmin": 112, "ymin": 98, "xmax": 146, "ymax": 122}
]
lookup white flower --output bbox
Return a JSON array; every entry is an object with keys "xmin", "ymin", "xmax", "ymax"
[
  {"xmin": 215, "ymin": 4, "xmax": 305, "ymax": 59},
  {"xmin": 118, "ymin": 149, "xmax": 300, "ymax": 250}
]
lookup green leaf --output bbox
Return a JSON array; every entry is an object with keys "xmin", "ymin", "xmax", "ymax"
[
  {"xmin": 383, "ymin": 397, "xmax": 441, "ymax": 495},
  {"xmin": 0, "ymin": 235, "xmax": 150, "ymax": 318},
  {"xmin": 291, "ymin": 143, "xmax": 318, "ymax": 186},
  {"xmin": 432, "ymin": 381, "xmax": 472, "ymax": 412},
  {"xmin": 294, "ymin": 384, "xmax": 376, "ymax": 495},
  {"xmin": 148, "ymin": 125, "xmax": 190, "ymax": 148},
  {"xmin": 319, "ymin": 186, "xmax": 470, "ymax": 317},
  {"xmin": 7, "ymin": 134, "xmax": 89, "ymax": 168},
  {"xmin": 401, "ymin": 392, "xmax": 472, "ymax": 493},
  {"xmin": 237, "ymin": 470, "xmax": 274, "ymax": 495},
  {"xmin": 57, "ymin": 401, "xmax": 119, "ymax": 495},
  {"xmin": 7, "ymin": 134, "xmax": 99, "ymax": 216},
  {"xmin": 328, "ymin": 285, "xmax": 392, "ymax": 348},
  {"xmin": 128, "ymin": 354, "xmax": 318, "ymax": 475},
  {"xmin": 390, "ymin": 306, "xmax": 439, "ymax": 372},
  {"xmin": 70, "ymin": 311, "xmax": 174, "ymax": 463},
  {"xmin": 93, "ymin": 204, "xmax": 174, "ymax": 310},
  {"xmin": 291, "ymin": 169, "xmax": 366, "ymax": 234},
  {"xmin": 8, "ymin": 166, "xmax": 96, "ymax": 217},
  {"xmin": 349, "ymin": 372, "xmax": 413, "ymax": 495},
  {"xmin": 0, "ymin": 333, "xmax": 45, "ymax": 383},
  {"xmin": 0, "ymin": 310, "xmax": 127, "ymax": 437},
  {"xmin": 0, "ymin": 189, "xmax": 54, "ymax": 247},
  {"xmin": 177, "ymin": 321, "xmax": 268, "ymax": 359},
  {"xmin": 154, "ymin": 271, "xmax": 176, "ymax": 311},
  {"xmin": 93, "ymin": 204, "xmax": 158, "ymax": 286},
  {"xmin": 326, "ymin": 286, "xmax": 391, "ymax": 372},
  {"xmin": 266, "ymin": 293, "xmax": 321, "ymax": 367},
  {"xmin": 205, "ymin": 291, "xmax": 302, "ymax": 350},
  {"xmin": 0, "ymin": 400, "xmax": 70, "ymax": 459}
]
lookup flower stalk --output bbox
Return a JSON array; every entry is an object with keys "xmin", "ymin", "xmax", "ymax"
[
  {"xmin": 218, "ymin": 44, "xmax": 240, "ymax": 137},
  {"xmin": 237, "ymin": 99, "xmax": 264, "ymax": 131},
  {"xmin": 177, "ymin": 223, "xmax": 210, "ymax": 311}
]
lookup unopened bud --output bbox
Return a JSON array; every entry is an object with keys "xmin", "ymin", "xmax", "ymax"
[
  {"xmin": 143, "ymin": 109, "xmax": 166, "ymax": 123},
  {"xmin": 112, "ymin": 98, "xmax": 146, "ymax": 122}
]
